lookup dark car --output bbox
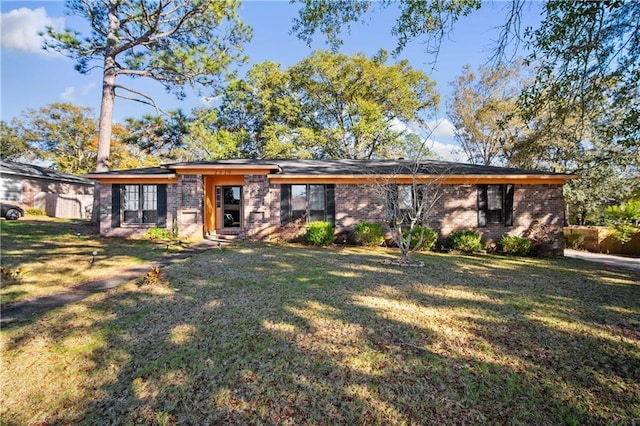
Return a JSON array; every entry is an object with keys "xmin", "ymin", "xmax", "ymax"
[{"xmin": 0, "ymin": 202, "xmax": 24, "ymax": 220}]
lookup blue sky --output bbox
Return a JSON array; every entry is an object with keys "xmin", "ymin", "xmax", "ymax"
[{"xmin": 1, "ymin": 1, "xmax": 543, "ymax": 160}]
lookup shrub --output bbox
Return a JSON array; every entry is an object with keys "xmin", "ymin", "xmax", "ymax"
[
  {"xmin": 499, "ymin": 235, "xmax": 532, "ymax": 256},
  {"xmin": 305, "ymin": 221, "xmax": 335, "ymax": 246},
  {"xmin": 565, "ymin": 231, "xmax": 584, "ymax": 249},
  {"xmin": 354, "ymin": 222, "xmax": 384, "ymax": 246},
  {"xmin": 448, "ymin": 229, "xmax": 482, "ymax": 253},
  {"xmin": 144, "ymin": 227, "xmax": 172, "ymax": 240},
  {"xmin": 612, "ymin": 223, "xmax": 638, "ymax": 245},
  {"xmin": 26, "ymin": 208, "xmax": 45, "ymax": 216},
  {"xmin": 405, "ymin": 226, "xmax": 438, "ymax": 251}
]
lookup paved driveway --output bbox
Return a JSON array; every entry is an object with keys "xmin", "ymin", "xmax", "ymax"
[{"xmin": 564, "ymin": 249, "xmax": 640, "ymax": 272}]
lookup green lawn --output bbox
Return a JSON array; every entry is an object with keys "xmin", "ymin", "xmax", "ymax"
[
  {"xmin": 1, "ymin": 226, "xmax": 639, "ymax": 424},
  {"xmin": 0, "ymin": 217, "xmax": 183, "ymax": 304}
]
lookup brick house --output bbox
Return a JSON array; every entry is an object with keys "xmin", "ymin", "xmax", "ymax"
[
  {"xmin": 1, "ymin": 160, "xmax": 95, "ymax": 218},
  {"xmin": 85, "ymin": 159, "xmax": 576, "ymax": 254}
]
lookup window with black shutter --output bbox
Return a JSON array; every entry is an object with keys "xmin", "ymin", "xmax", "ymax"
[
  {"xmin": 281, "ymin": 184, "xmax": 335, "ymax": 225},
  {"xmin": 477, "ymin": 184, "xmax": 514, "ymax": 227},
  {"xmin": 114, "ymin": 184, "xmax": 166, "ymax": 226}
]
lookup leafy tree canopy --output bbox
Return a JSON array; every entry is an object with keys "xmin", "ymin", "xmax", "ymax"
[
  {"xmin": 5, "ymin": 103, "xmax": 149, "ymax": 174},
  {"xmin": 196, "ymin": 50, "xmax": 439, "ymax": 159},
  {"xmin": 0, "ymin": 121, "xmax": 29, "ymax": 161},
  {"xmin": 448, "ymin": 62, "xmax": 529, "ymax": 166},
  {"xmin": 124, "ymin": 110, "xmax": 192, "ymax": 163},
  {"xmin": 43, "ymin": 0, "xmax": 252, "ymax": 171},
  {"xmin": 292, "ymin": 0, "xmax": 639, "ymax": 164}
]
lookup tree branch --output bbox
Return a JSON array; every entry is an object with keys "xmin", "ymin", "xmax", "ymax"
[{"xmin": 114, "ymin": 84, "xmax": 164, "ymax": 115}]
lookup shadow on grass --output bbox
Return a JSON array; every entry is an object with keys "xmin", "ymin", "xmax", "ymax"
[{"xmin": 2, "ymin": 242, "xmax": 639, "ymax": 424}]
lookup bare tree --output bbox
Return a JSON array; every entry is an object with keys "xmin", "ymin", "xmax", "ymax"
[{"xmin": 370, "ymin": 152, "xmax": 446, "ymax": 264}]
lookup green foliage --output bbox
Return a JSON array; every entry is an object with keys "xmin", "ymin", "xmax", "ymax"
[
  {"xmin": 144, "ymin": 227, "xmax": 173, "ymax": 241},
  {"xmin": 124, "ymin": 111, "xmax": 191, "ymax": 163},
  {"xmin": 565, "ymin": 232, "xmax": 585, "ymax": 250},
  {"xmin": 43, "ymin": 0, "xmax": 251, "ymax": 171},
  {"xmin": 606, "ymin": 199, "xmax": 640, "ymax": 224},
  {"xmin": 499, "ymin": 235, "xmax": 532, "ymax": 256},
  {"xmin": 292, "ymin": 0, "xmax": 481, "ymax": 56},
  {"xmin": 305, "ymin": 221, "xmax": 335, "ymax": 246},
  {"xmin": 8, "ymin": 103, "xmax": 98, "ymax": 174},
  {"xmin": 611, "ymin": 223, "xmax": 638, "ymax": 245},
  {"xmin": 448, "ymin": 229, "xmax": 483, "ymax": 253},
  {"xmin": 0, "ymin": 121, "xmax": 28, "ymax": 160},
  {"xmin": 172, "ymin": 218, "xmax": 179, "ymax": 239},
  {"xmin": 25, "ymin": 208, "xmax": 46, "ymax": 216},
  {"xmin": 354, "ymin": 222, "xmax": 385, "ymax": 247},
  {"xmin": 405, "ymin": 225, "xmax": 438, "ymax": 251},
  {"xmin": 449, "ymin": 62, "xmax": 528, "ymax": 166},
  {"xmin": 291, "ymin": 1, "xmax": 639, "ymax": 226},
  {"xmin": 199, "ymin": 50, "xmax": 439, "ymax": 159}
]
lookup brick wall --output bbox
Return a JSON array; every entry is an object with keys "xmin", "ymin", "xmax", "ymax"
[
  {"xmin": 98, "ymin": 176, "xmax": 205, "ymax": 239},
  {"xmin": 264, "ymin": 182, "xmax": 565, "ymax": 255},
  {"xmin": 244, "ymin": 175, "xmax": 273, "ymax": 238},
  {"xmin": 174, "ymin": 175, "xmax": 204, "ymax": 239},
  {"xmin": 16, "ymin": 177, "xmax": 94, "ymax": 218},
  {"xmin": 335, "ymin": 184, "xmax": 386, "ymax": 227}
]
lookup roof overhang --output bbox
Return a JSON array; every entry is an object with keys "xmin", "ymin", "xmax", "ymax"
[
  {"xmin": 83, "ymin": 173, "xmax": 178, "ymax": 184},
  {"xmin": 169, "ymin": 164, "xmax": 281, "ymax": 175},
  {"xmin": 268, "ymin": 174, "xmax": 578, "ymax": 185}
]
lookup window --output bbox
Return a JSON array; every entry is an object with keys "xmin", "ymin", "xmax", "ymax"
[
  {"xmin": 477, "ymin": 184, "xmax": 514, "ymax": 227},
  {"xmin": 111, "ymin": 184, "xmax": 167, "ymax": 227},
  {"xmin": 281, "ymin": 184, "xmax": 335, "ymax": 225},
  {"xmin": 396, "ymin": 185, "xmax": 413, "ymax": 210},
  {"xmin": 0, "ymin": 177, "xmax": 22, "ymax": 202}
]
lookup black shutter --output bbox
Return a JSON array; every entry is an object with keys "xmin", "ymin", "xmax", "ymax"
[
  {"xmin": 477, "ymin": 184, "xmax": 487, "ymax": 227},
  {"xmin": 326, "ymin": 184, "xmax": 335, "ymax": 225},
  {"xmin": 504, "ymin": 184, "xmax": 514, "ymax": 226},
  {"xmin": 157, "ymin": 184, "xmax": 167, "ymax": 227},
  {"xmin": 111, "ymin": 184, "xmax": 121, "ymax": 228},
  {"xmin": 280, "ymin": 184, "xmax": 291, "ymax": 225}
]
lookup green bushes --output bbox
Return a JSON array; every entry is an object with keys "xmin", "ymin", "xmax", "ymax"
[
  {"xmin": 25, "ymin": 208, "xmax": 46, "ymax": 216},
  {"xmin": 500, "ymin": 235, "xmax": 532, "ymax": 256},
  {"xmin": 354, "ymin": 222, "xmax": 384, "ymax": 246},
  {"xmin": 305, "ymin": 221, "xmax": 335, "ymax": 246},
  {"xmin": 565, "ymin": 231, "xmax": 585, "ymax": 249},
  {"xmin": 405, "ymin": 225, "xmax": 438, "ymax": 251},
  {"xmin": 448, "ymin": 229, "xmax": 482, "ymax": 253},
  {"xmin": 144, "ymin": 227, "xmax": 173, "ymax": 240}
]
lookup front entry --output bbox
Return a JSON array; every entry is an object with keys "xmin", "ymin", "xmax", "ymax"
[
  {"xmin": 203, "ymin": 175, "xmax": 245, "ymax": 235},
  {"xmin": 220, "ymin": 186, "xmax": 242, "ymax": 228}
]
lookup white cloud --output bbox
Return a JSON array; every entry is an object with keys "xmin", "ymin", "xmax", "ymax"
[
  {"xmin": 388, "ymin": 118, "xmax": 463, "ymax": 162},
  {"xmin": 81, "ymin": 83, "xmax": 96, "ymax": 95},
  {"xmin": 1, "ymin": 7, "xmax": 64, "ymax": 55},
  {"xmin": 60, "ymin": 86, "xmax": 76, "ymax": 101},
  {"xmin": 424, "ymin": 118, "xmax": 456, "ymax": 139},
  {"xmin": 424, "ymin": 138, "xmax": 464, "ymax": 162},
  {"xmin": 60, "ymin": 83, "xmax": 95, "ymax": 102}
]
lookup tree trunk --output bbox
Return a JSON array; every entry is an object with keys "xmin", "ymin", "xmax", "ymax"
[
  {"xmin": 95, "ymin": 0, "xmax": 119, "ymax": 173},
  {"xmin": 92, "ymin": 0, "xmax": 119, "ymax": 224},
  {"xmin": 96, "ymin": 67, "xmax": 116, "ymax": 172}
]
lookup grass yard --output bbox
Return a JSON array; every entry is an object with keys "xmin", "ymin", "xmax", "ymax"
[
  {"xmin": 0, "ymin": 217, "xmax": 183, "ymax": 305},
  {"xmin": 1, "ymin": 229, "xmax": 639, "ymax": 424}
]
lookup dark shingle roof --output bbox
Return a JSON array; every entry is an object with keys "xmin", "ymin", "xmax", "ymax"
[
  {"xmin": 85, "ymin": 158, "xmax": 573, "ymax": 179},
  {"xmin": 84, "ymin": 166, "xmax": 175, "ymax": 177},
  {"xmin": 166, "ymin": 158, "xmax": 566, "ymax": 176},
  {"xmin": 272, "ymin": 159, "xmax": 559, "ymax": 176},
  {"xmin": 0, "ymin": 160, "xmax": 94, "ymax": 185}
]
